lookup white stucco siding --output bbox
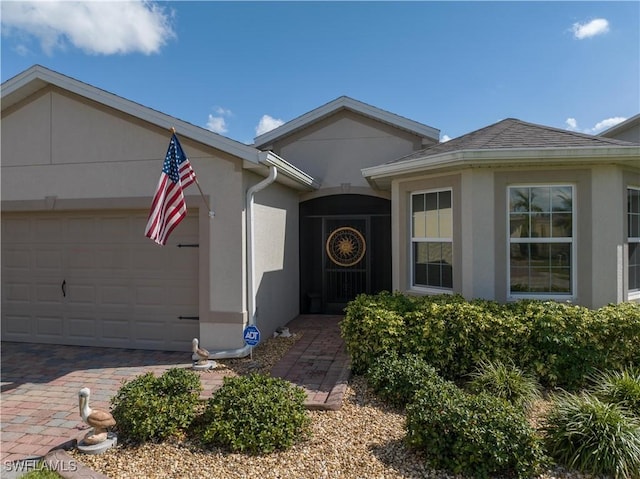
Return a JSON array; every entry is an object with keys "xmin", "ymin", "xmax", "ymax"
[
  {"xmin": 460, "ymin": 170, "xmax": 495, "ymax": 300},
  {"xmin": 275, "ymin": 111, "xmax": 426, "ymax": 191},
  {"xmin": 1, "ymin": 89, "xmax": 52, "ymax": 167},
  {"xmin": 251, "ymin": 179, "xmax": 300, "ymax": 338}
]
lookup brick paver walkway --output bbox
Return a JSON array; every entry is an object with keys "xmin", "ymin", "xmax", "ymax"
[{"xmin": 0, "ymin": 315, "xmax": 350, "ymax": 468}]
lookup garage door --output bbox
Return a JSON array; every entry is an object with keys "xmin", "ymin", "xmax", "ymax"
[{"xmin": 1, "ymin": 210, "xmax": 199, "ymax": 351}]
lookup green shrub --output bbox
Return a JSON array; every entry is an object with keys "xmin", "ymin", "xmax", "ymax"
[
  {"xmin": 406, "ymin": 377, "xmax": 545, "ymax": 478},
  {"xmin": 591, "ymin": 367, "xmax": 640, "ymax": 417},
  {"xmin": 341, "ymin": 292, "xmax": 640, "ymax": 388},
  {"xmin": 596, "ymin": 303, "xmax": 640, "ymax": 369},
  {"xmin": 509, "ymin": 300, "xmax": 609, "ymax": 388},
  {"xmin": 467, "ymin": 359, "xmax": 542, "ymax": 412},
  {"xmin": 111, "ymin": 368, "xmax": 202, "ymax": 442},
  {"xmin": 341, "ymin": 292, "xmax": 419, "ymax": 374},
  {"xmin": 199, "ymin": 374, "xmax": 310, "ymax": 454},
  {"xmin": 544, "ymin": 392, "xmax": 640, "ymax": 479},
  {"xmin": 366, "ymin": 352, "xmax": 440, "ymax": 407}
]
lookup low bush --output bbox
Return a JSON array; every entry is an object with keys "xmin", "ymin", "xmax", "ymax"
[
  {"xmin": 366, "ymin": 352, "xmax": 440, "ymax": 407},
  {"xmin": 467, "ymin": 359, "xmax": 542, "ymax": 412},
  {"xmin": 341, "ymin": 292, "xmax": 640, "ymax": 388},
  {"xmin": 199, "ymin": 374, "xmax": 310, "ymax": 454},
  {"xmin": 544, "ymin": 392, "xmax": 640, "ymax": 479},
  {"xmin": 111, "ymin": 368, "xmax": 202, "ymax": 443},
  {"xmin": 341, "ymin": 292, "xmax": 420, "ymax": 374},
  {"xmin": 591, "ymin": 367, "xmax": 640, "ymax": 417},
  {"xmin": 406, "ymin": 376, "xmax": 545, "ymax": 478}
]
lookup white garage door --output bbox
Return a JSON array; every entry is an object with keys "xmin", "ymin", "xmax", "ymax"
[{"xmin": 1, "ymin": 210, "xmax": 199, "ymax": 351}]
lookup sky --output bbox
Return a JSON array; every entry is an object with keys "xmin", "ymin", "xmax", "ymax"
[{"xmin": 1, "ymin": 1, "xmax": 639, "ymax": 145}]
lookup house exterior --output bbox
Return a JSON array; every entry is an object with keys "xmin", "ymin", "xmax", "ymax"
[
  {"xmin": 2, "ymin": 65, "xmax": 638, "ymax": 353},
  {"xmin": 1, "ymin": 65, "xmax": 317, "ymax": 353},
  {"xmin": 253, "ymin": 96, "xmax": 440, "ymax": 313},
  {"xmin": 362, "ymin": 119, "xmax": 640, "ymax": 308}
]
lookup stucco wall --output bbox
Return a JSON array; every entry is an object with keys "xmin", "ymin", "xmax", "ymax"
[
  {"xmin": 251, "ymin": 178, "xmax": 301, "ymax": 338},
  {"xmin": 270, "ymin": 110, "xmax": 433, "ymax": 193}
]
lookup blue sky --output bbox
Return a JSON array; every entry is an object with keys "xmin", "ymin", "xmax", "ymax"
[{"xmin": 1, "ymin": 1, "xmax": 638, "ymax": 145}]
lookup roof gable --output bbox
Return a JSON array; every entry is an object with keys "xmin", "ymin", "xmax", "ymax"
[
  {"xmin": 253, "ymin": 95, "xmax": 440, "ymax": 148},
  {"xmin": 1, "ymin": 65, "xmax": 262, "ymax": 164},
  {"xmin": 2, "ymin": 65, "xmax": 318, "ymax": 190},
  {"xmin": 600, "ymin": 114, "xmax": 640, "ymax": 143}
]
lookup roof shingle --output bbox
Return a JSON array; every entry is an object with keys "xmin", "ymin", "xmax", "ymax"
[{"xmin": 391, "ymin": 118, "xmax": 636, "ymax": 164}]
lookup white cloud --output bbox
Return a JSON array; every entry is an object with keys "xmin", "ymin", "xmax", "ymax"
[
  {"xmin": 591, "ymin": 117, "xmax": 626, "ymax": 133},
  {"xmin": 441, "ymin": 134, "xmax": 452, "ymax": 142},
  {"xmin": 206, "ymin": 115, "xmax": 228, "ymax": 134},
  {"xmin": 255, "ymin": 114, "xmax": 285, "ymax": 136},
  {"xmin": 565, "ymin": 118, "xmax": 578, "ymax": 131},
  {"xmin": 215, "ymin": 107, "xmax": 233, "ymax": 116},
  {"xmin": 0, "ymin": 1, "xmax": 174, "ymax": 55},
  {"xmin": 571, "ymin": 18, "xmax": 609, "ymax": 40},
  {"xmin": 205, "ymin": 106, "xmax": 232, "ymax": 134},
  {"xmin": 565, "ymin": 116, "xmax": 626, "ymax": 134}
]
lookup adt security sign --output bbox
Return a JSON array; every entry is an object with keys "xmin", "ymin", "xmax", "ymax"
[{"xmin": 243, "ymin": 325, "xmax": 261, "ymax": 346}]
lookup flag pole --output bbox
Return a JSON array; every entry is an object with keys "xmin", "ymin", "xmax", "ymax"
[{"xmin": 170, "ymin": 127, "xmax": 215, "ymax": 218}]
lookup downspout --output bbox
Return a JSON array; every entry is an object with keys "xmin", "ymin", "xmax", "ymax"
[{"xmin": 207, "ymin": 164, "xmax": 278, "ymax": 359}]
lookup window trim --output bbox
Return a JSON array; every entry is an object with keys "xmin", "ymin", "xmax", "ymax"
[
  {"xmin": 409, "ymin": 187, "xmax": 453, "ymax": 293},
  {"xmin": 628, "ymin": 186, "xmax": 640, "ymax": 300},
  {"xmin": 506, "ymin": 184, "xmax": 576, "ymax": 301}
]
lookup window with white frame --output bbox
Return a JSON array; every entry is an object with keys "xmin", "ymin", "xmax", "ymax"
[
  {"xmin": 628, "ymin": 187, "xmax": 640, "ymax": 294},
  {"xmin": 508, "ymin": 185, "xmax": 573, "ymax": 295},
  {"xmin": 411, "ymin": 189, "xmax": 453, "ymax": 290}
]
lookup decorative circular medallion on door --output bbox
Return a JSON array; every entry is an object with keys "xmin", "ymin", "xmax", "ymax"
[{"xmin": 325, "ymin": 226, "xmax": 366, "ymax": 267}]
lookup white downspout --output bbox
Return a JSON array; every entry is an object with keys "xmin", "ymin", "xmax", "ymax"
[{"xmin": 207, "ymin": 165, "xmax": 278, "ymax": 359}]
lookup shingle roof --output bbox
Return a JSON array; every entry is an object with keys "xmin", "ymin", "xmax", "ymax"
[{"xmin": 391, "ymin": 118, "xmax": 635, "ymax": 164}]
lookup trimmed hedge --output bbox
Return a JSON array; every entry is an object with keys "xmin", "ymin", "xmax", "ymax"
[
  {"xmin": 341, "ymin": 292, "xmax": 640, "ymax": 388},
  {"xmin": 111, "ymin": 368, "xmax": 202, "ymax": 442},
  {"xmin": 199, "ymin": 374, "xmax": 310, "ymax": 454},
  {"xmin": 365, "ymin": 352, "xmax": 440, "ymax": 407},
  {"xmin": 405, "ymin": 374, "xmax": 546, "ymax": 478}
]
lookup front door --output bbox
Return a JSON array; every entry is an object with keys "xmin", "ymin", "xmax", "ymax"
[
  {"xmin": 300, "ymin": 194, "xmax": 391, "ymax": 314},
  {"xmin": 323, "ymin": 218, "xmax": 369, "ymax": 313}
]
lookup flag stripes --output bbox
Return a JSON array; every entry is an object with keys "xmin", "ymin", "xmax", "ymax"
[{"xmin": 145, "ymin": 133, "xmax": 197, "ymax": 245}]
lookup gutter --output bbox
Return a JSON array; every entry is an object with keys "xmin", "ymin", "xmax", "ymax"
[{"xmin": 207, "ymin": 164, "xmax": 278, "ymax": 359}]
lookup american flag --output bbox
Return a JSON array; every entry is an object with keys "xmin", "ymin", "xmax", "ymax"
[{"xmin": 145, "ymin": 133, "xmax": 197, "ymax": 245}]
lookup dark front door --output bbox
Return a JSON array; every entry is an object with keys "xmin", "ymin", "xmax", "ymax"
[
  {"xmin": 323, "ymin": 217, "xmax": 369, "ymax": 313},
  {"xmin": 300, "ymin": 195, "xmax": 391, "ymax": 314}
]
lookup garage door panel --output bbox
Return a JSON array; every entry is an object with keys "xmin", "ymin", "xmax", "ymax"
[
  {"xmin": 36, "ymin": 316, "xmax": 64, "ymax": 338},
  {"xmin": 102, "ymin": 318, "xmax": 131, "ymax": 342},
  {"xmin": 67, "ymin": 245, "xmax": 97, "ymax": 270},
  {"xmin": 68, "ymin": 217, "xmax": 99, "ymax": 242},
  {"xmin": 4, "ymin": 282, "xmax": 31, "ymax": 302},
  {"xmin": 3, "ymin": 314, "xmax": 32, "ymax": 336},
  {"xmin": 2, "ymin": 210, "xmax": 199, "ymax": 351},
  {"xmin": 169, "ymin": 285, "xmax": 198, "ymax": 307},
  {"xmin": 3, "ymin": 247, "xmax": 31, "ymax": 270},
  {"xmin": 67, "ymin": 284, "xmax": 97, "ymax": 304},
  {"xmin": 97, "ymin": 246, "xmax": 131, "ymax": 271},
  {"xmin": 101, "ymin": 284, "xmax": 132, "ymax": 306},
  {"xmin": 101, "ymin": 216, "xmax": 136, "ymax": 239},
  {"xmin": 36, "ymin": 281, "xmax": 65, "ymax": 303},
  {"xmin": 35, "ymin": 248, "xmax": 64, "ymax": 270},
  {"xmin": 67, "ymin": 317, "xmax": 97, "ymax": 341},
  {"xmin": 35, "ymin": 218, "xmax": 65, "ymax": 242},
  {"xmin": 2, "ymin": 218, "xmax": 31, "ymax": 242}
]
